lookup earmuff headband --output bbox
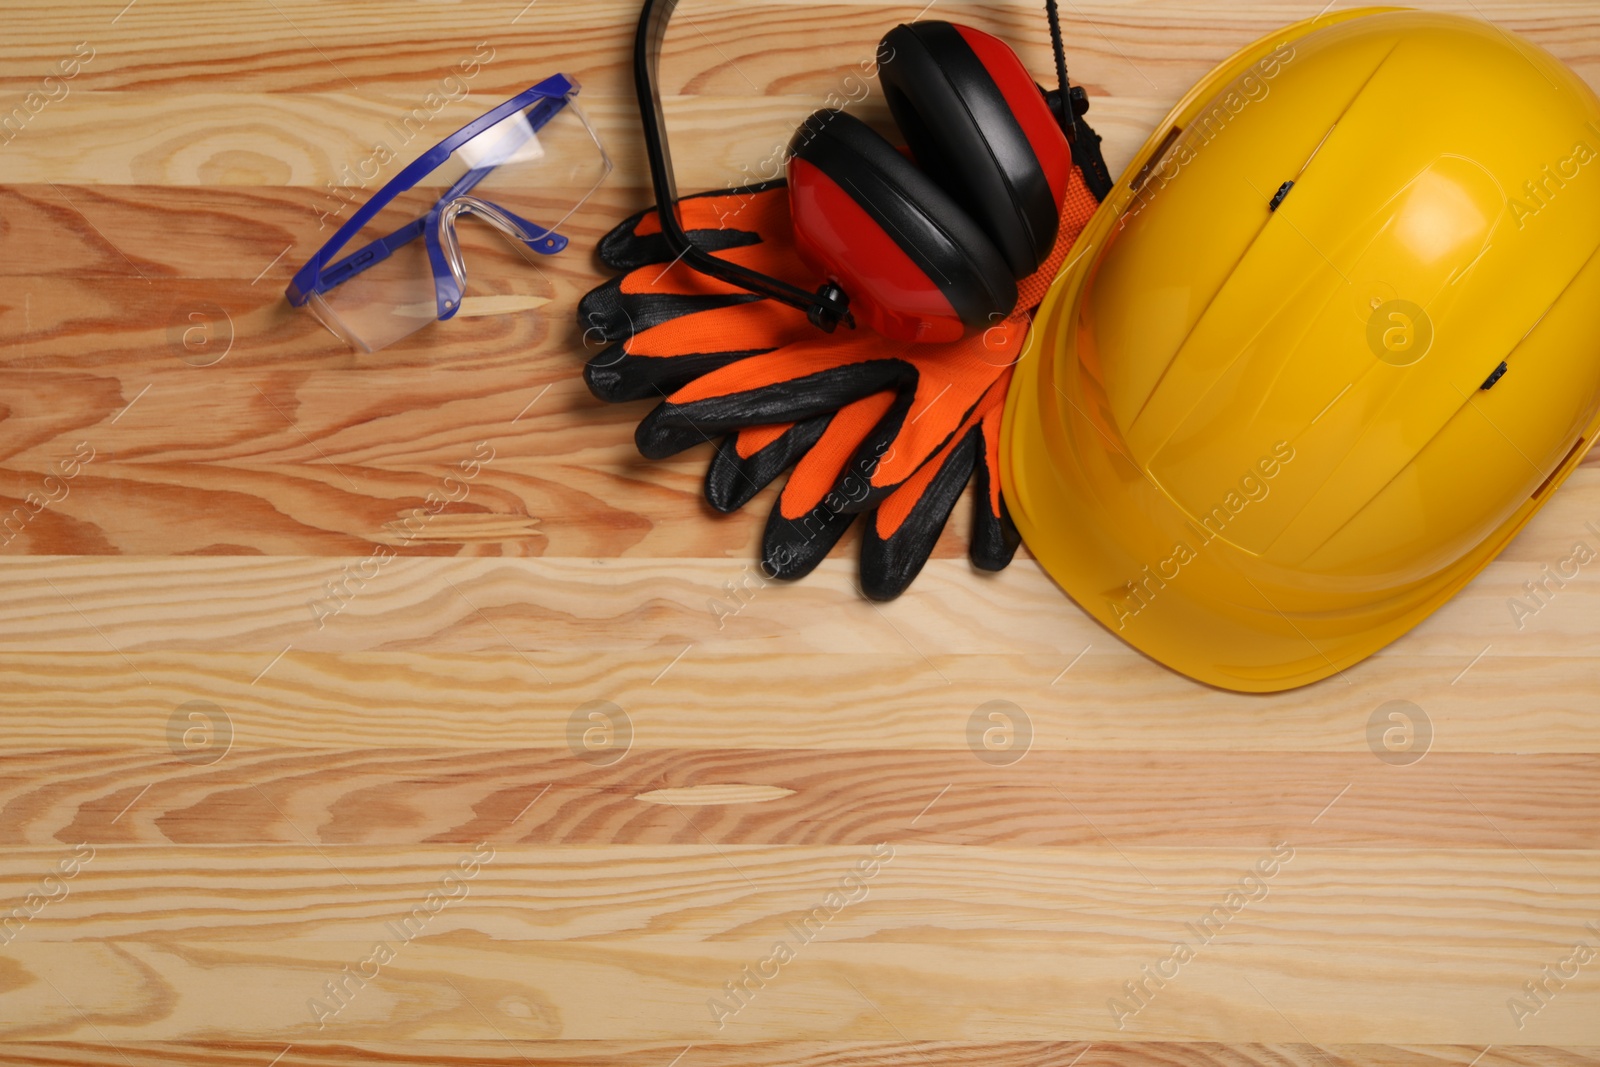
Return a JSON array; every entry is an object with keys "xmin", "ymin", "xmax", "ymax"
[{"xmin": 634, "ymin": 0, "xmax": 855, "ymax": 332}]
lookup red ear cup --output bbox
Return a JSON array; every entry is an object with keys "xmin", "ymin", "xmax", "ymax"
[
  {"xmin": 877, "ymin": 21, "xmax": 1070, "ymax": 277},
  {"xmin": 787, "ymin": 109, "xmax": 1017, "ymax": 344}
]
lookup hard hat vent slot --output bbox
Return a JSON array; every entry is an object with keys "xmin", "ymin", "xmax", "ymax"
[
  {"xmin": 1128, "ymin": 126, "xmax": 1183, "ymax": 195},
  {"xmin": 1532, "ymin": 437, "xmax": 1586, "ymax": 501}
]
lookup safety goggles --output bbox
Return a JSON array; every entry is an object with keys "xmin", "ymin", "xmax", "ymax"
[{"xmin": 287, "ymin": 73, "xmax": 611, "ymax": 353}]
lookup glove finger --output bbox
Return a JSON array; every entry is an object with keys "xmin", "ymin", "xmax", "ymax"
[
  {"xmin": 578, "ymin": 217, "xmax": 818, "ymax": 403},
  {"xmin": 597, "ymin": 217, "xmax": 759, "ymax": 273},
  {"xmin": 578, "ymin": 235, "xmax": 811, "ymax": 344},
  {"xmin": 613, "ymin": 235, "xmax": 809, "ymax": 300},
  {"xmin": 578, "ymin": 272, "xmax": 759, "ymax": 346},
  {"xmin": 838, "ymin": 364, "xmax": 1015, "ymax": 515},
  {"xmin": 970, "ymin": 402, "xmax": 1021, "ymax": 572},
  {"xmin": 637, "ymin": 345, "xmax": 915, "ymax": 459},
  {"xmin": 596, "ymin": 181, "xmax": 789, "ymax": 271},
  {"xmin": 705, "ymin": 418, "xmax": 825, "ymax": 513},
  {"xmin": 761, "ymin": 498, "xmax": 856, "ymax": 583},
  {"xmin": 585, "ymin": 300, "xmax": 816, "ymax": 403},
  {"xmin": 747, "ymin": 391, "xmax": 896, "ymax": 581},
  {"xmin": 763, "ymin": 319, "xmax": 1020, "ymax": 510},
  {"xmin": 860, "ymin": 424, "xmax": 982, "ymax": 601},
  {"xmin": 774, "ymin": 391, "xmax": 897, "ymax": 517}
]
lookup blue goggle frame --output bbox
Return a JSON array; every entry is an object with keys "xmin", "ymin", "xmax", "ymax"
[{"xmin": 286, "ymin": 73, "xmax": 579, "ymax": 322}]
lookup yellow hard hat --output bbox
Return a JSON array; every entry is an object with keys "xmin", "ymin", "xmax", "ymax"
[{"xmin": 1002, "ymin": 8, "xmax": 1600, "ymax": 692}]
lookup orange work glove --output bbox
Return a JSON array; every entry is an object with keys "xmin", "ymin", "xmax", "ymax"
[{"xmin": 579, "ymin": 163, "xmax": 1102, "ymax": 598}]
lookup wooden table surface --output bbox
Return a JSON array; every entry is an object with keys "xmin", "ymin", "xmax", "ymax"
[{"xmin": 2, "ymin": 0, "xmax": 1598, "ymax": 1063}]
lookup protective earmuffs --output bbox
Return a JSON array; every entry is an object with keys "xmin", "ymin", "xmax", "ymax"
[{"xmin": 787, "ymin": 21, "xmax": 1073, "ymax": 343}]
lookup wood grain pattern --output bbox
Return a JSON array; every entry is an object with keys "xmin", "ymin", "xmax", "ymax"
[
  {"xmin": 0, "ymin": 1046, "xmax": 1596, "ymax": 1067},
  {"xmin": 4, "ymin": 1043, "xmax": 1587, "ymax": 1067},
  {"xmin": 2, "ymin": 0, "xmax": 1599, "ymax": 1063},
  {"xmin": 4, "ymin": 649, "xmax": 1600, "ymax": 753},
  {"xmin": 2, "ymin": 844, "xmax": 1597, "ymax": 946},
  {"xmin": 2, "ymin": 938, "xmax": 1599, "ymax": 1043},
  {"xmin": 3, "ymin": 748, "xmax": 1600, "ymax": 847}
]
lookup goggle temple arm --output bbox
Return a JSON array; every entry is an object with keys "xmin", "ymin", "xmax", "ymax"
[
  {"xmin": 423, "ymin": 197, "xmax": 571, "ymax": 320},
  {"xmin": 633, "ymin": 0, "xmax": 854, "ymax": 333}
]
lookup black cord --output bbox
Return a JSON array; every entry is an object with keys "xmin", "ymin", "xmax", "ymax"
[
  {"xmin": 1043, "ymin": 0, "xmax": 1072, "ymax": 136},
  {"xmin": 1041, "ymin": 1, "xmax": 1114, "ymax": 198}
]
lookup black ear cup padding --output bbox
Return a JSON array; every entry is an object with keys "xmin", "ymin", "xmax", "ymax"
[
  {"xmin": 791, "ymin": 110, "xmax": 1017, "ymax": 329},
  {"xmin": 878, "ymin": 21, "xmax": 1057, "ymax": 277}
]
